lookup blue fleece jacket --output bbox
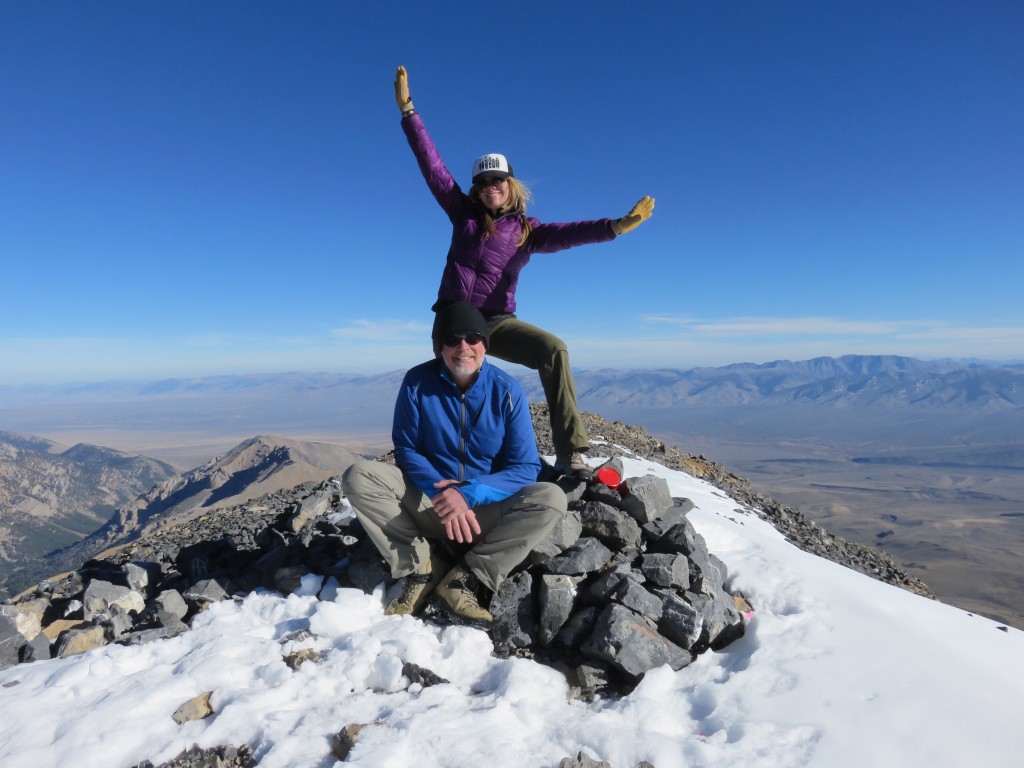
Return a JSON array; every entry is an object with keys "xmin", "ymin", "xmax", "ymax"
[{"xmin": 392, "ymin": 358, "xmax": 540, "ymax": 508}]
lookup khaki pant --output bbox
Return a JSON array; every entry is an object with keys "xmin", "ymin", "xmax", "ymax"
[
  {"xmin": 341, "ymin": 460, "xmax": 566, "ymax": 592},
  {"xmin": 432, "ymin": 313, "xmax": 591, "ymax": 456}
]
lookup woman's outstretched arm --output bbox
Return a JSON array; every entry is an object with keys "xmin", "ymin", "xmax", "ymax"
[{"xmin": 395, "ymin": 66, "xmax": 464, "ymax": 219}]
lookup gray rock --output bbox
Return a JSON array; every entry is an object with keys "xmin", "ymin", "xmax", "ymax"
[
  {"xmin": 559, "ymin": 751, "xmax": 613, "ymax": 768},
  {"xmin": 182, "ymin": 578, "xmax": 230, "ymax": 609},
  {"xmin": 581, "ymin": 483, "xmax": 622, "ymax": 507},
  {"xmin": 133, "ymin": 744, "xmax": 254, "ymax": 768},
  {"xmin": 546, "ymin": 537, "xmax": 614, "ymax": 576},
  {"xmin": 583, "ymin": 565, "xmax": 641, "ymax": 604},
  {"xmin": 175, "ymin": 539, "xmax": 234, "ymax": 584},
  {"xmin": 491, "ymin": 571, "xmax": 535, "ymax": 651},
  {"xmin": 641, "ymin": 498, "xmax": 694, "ymax": 539},
  {"xmin": 555, "ymin": 476, "xmax": 589, "ymax": 505},
  {"xmin": 153, "ymin": 609, "xmax": 188, "ymax": 631},
  {"xmin": 582, "ymin": 604, "xmax": 692, "ymax": 678},
  {"xmin": 154, "ymin": 589, "xmax": 188, "ymax": 621},
  {"xmin": 287, "ymin": 490, "xmax": 332, "ymax": 533},
  {"xmin": 273, "ymin": 565, "xmax": 310, "ymax": 594},
  {"xmin": 38, "ymin": 572, "xmax": 85, "ymax": 601},
  {"xmin": 580, "ymin": 502, "xmax": 643, "ymax": 551},
  {"xmin": 331, "ymin": 724, "xmax": 368, "ymax": 761},
  {"xmin": 529, "ymin": 509, "xmax": 583, "ymax": 565},
  {"xmin": 619, "ymin": 474, "xmax": 673, "ymax": 524},
  {"xmin": 612, "ymin": 580, "xmax": 664, "ymax": 621},
  {"xmin": 538, "ymin": 574, "xmax": 577, "ymax": 645},
  {"xmin": 83, "ymin": 580, "xmax": 145, "ymax": 621},
  {"xmin": 656, "ymin": 590, "xmax": 704, "ymax": 650},
  {"xmin": 648, "ymin": 518, "xmax": 708, "ymax": 559},
  {"xmin": 687, "ymin": 549, "xmax": 727, "ymax": 595},
  {"xmin": 346, "ymin": 557, "xmax": 389, "ymax": 594},
  {"xmin": 124, "ymin": 562, "xmax": 160, "ymax": 598},
  {"xmin": 640, "ymin": 553, "xmax": 690, "ymax": 590},
  {"xmin": 1, "ymin": 613, "xmax": 24, "ymax": 670},
  {"xmin": 401, "ymin": 661, "xmax": 449, "ymax": 688},
  {"xmin": 686, "ymin": 589, "xmax": 743, "ymax": 650},
  {"xmin": 555, "ymin": 606, "xmax": 600, "ymax": 647},
  {"xmin": 19, "ymin": 631, "xmax": 51, "ymax": 663},
  {"xmin": 568, "ymin": 661, "xmax": 610, "ymax": 699},
  {"xmin": 257, "ymin": 526, "xmax": 288, "ymax": 553},
  {"xmin": 104, "ymin": 603, "xmax": 136, "ymax": 640},
  {"xmin": 120, "ymin": 626, "xmax": 189, "ymax": 646}
]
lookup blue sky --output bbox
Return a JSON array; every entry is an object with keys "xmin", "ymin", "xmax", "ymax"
[{"xmin": 2, "ymin": 1, "xmax": 1022, "ymax": 385}]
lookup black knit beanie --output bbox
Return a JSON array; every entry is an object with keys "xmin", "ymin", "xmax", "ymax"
[{"xmin": 438, "ymin": 301, "xmax": 489, "ymax": 349}]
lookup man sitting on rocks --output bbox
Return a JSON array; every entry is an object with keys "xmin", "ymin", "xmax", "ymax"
[{"xmin": 342, "ymin": 302, "xmax": 567, "ymax": 623}]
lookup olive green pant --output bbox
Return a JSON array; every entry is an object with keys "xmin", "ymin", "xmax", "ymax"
[
  {"xmin": 341, "ymin": 460, "xmax": 566, "ymax": 592},
  {"xmin": 432, "ymin": 314, "xmax": 591, "ymax": 456}
]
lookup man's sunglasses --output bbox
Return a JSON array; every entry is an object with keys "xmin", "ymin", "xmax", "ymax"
[{"xmin": 443, "ymin": 332, "xmax": 486, "ymax": 347}]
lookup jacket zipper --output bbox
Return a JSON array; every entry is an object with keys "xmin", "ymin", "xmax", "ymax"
[{"xmin": 458, "ymin": 392, "xmax": 467, "ymax": 483}]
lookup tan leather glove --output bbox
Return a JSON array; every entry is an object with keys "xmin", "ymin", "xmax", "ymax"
[
  {"xmin": 610, "ymin": 196, "xmax": 655, "ymax": 235},
  {"xmin": 395, "ymin": 66, "xmax": 414, "ymax": 114}
]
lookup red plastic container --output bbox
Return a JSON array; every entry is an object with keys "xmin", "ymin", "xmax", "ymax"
[{"xmin": 593, "ymin": 466, "xmax": 622, "ymax": 491}]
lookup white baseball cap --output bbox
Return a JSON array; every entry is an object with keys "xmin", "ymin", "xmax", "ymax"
[{"xmin": 471, "ymin": 153, "xmax": 513, "ymax": 183}]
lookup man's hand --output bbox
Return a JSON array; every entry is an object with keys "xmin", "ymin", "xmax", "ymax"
[
  {"xmin": 610, "ymin": 195, "xmax": 655, "ymax": 235},
  {"xmin": 432, "ymin": 480, "xmax": 482, "ymax": 543},
  {"xmin": 394, "ymin": 65, "xmax": 414, "ymax": 114}
]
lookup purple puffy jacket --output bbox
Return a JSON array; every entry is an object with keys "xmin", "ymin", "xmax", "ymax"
[{"xmin": 402, "ymin": 112, "xmax": 616, "ymax": 315}]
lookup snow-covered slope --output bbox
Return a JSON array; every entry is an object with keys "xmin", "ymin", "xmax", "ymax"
[{"xmin": 1, "ymin": 455, "xmax": 1021, "ymax": 768}]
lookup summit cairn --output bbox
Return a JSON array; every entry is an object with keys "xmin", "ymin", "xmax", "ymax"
[{"xmin": 483, "ymin": 458, "xmax": 745, "ymax": 697}]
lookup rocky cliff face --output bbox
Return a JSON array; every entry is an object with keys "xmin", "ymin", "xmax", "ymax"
[{"xmin": 0, "ymin": 431, "xmax": 178, "ymax": 595}]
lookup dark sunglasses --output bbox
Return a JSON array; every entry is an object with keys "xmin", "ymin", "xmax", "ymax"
[
  {"xmin": 477, "ymin": 176, "xmax": 507, "ymax": 188},
  {"xmin": 443, "ymin": 332, "xmax": 486, "ymax": 347}
]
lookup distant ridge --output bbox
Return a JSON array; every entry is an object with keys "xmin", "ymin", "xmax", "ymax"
[
  {"xmin": 538, "ymin": 355, "xmax": 1024, "ymax": 410},
  {"xmin": 3, "ymin": 357, "xmax": 1022, "ymax": 416},
  {"xmin": 80, "ymin": 435, "xmax": 368, "ymax": 548}
]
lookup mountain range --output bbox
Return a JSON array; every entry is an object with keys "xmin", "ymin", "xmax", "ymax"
[
  {"xmin": 4, "ymin": 355, "xmax": 1023, "ymax": 413},
  {"xmin": 0, "ymin": 431, "xmax": 177, "ymax": 577},
  {"xmin": 562, "ymin": 355, "xmax": 1024, "ymax": 410}
]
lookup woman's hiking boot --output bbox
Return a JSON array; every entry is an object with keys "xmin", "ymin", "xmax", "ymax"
[
  {"xmin": 555, "ymin": 451, "xmax": 593, "ymax": 482},
  {"xmin": 435, "ymin": 564, "xmax": 493, "ymax": 623}
]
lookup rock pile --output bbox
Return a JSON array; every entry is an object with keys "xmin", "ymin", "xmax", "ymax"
[
  {"xmin": 0, "ymin": 480, "xmax": 349, "ymax": 669},
  {"xmin": 478, "ymin": 458, "xmax": 745, "ymax": 695}
]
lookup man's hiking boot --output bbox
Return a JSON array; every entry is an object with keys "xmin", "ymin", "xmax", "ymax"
[
  {"xmin": 435, "ymin": 564, "xmax": 493, "ymax": 623},
  {"xmin": 385, "ymin": 553, "xmax": 446, "ymax": 616},
  {"xmin": 555, "ymin": 451, "xmax": 593, "ymax": 482}
]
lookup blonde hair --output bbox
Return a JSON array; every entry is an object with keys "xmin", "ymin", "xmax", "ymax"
[{"xmin": 470, "ymin": 176, "xmax": 533, "ymax": 247}]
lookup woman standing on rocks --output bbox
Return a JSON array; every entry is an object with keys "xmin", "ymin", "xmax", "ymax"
[{"xmin": 394, "ymin": 65, "xmax": 655, "ymax": 481}]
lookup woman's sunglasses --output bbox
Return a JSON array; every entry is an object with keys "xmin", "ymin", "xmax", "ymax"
[{"xmin": 477, "ymin": 176, "xmax": 507, "ymax": 188}]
